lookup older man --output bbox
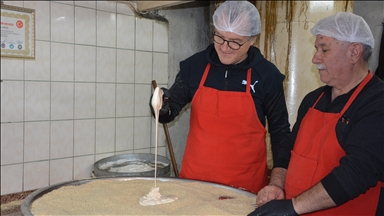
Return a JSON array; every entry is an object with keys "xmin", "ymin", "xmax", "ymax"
[{"xmin": 249, "ymin": 12, "xmax": 384, "ymax": 216}]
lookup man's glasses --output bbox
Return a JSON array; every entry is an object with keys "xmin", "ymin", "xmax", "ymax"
[{"xmin": 213, "ymin": 34, "xmax": 246, "ymax": 50}]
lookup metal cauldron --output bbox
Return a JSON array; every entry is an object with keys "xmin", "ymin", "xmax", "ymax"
[{"xmin": 93, "ymin": 153, "xmax": 171, "ymax": 177}]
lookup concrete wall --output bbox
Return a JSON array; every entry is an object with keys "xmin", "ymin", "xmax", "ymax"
[
  {"xmin": 354, "ymin": 1, "xmax": 384, "ymax": 74},
  {"xmin": 158, "ymin": 2, "xmax": 211, "ymax": 172}
]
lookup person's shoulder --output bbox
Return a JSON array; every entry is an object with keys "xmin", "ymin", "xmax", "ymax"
[
  {"xmin": 179, "ymin": 45, "xmax": 211, "ymax": 77},
  {"xmin": 361, "ymin": 75, "xmax": 384, "ymax": 101},
  {"xmin": 181, "ymin": 51, "xmax": 204, "ymax": 65},
  {"xmin": 370, "ymin": 75, "xmax": 384, "ymax": 90}
]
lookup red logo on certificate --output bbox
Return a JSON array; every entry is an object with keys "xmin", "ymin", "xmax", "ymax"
[{"xmin": 16, "ymin": 20, "xmax": 23, "ymax": 28}]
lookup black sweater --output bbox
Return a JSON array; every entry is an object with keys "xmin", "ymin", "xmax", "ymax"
[
  {"xmin": 159, "ymin": 44, "xmax": 291, "ymax": 163},
  {"xmin": 274, "ymin": 74, "xmax": 384, "ymax": 206}
]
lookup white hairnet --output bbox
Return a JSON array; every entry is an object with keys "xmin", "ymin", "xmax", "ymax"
[
  {"xmin": 310, "ymin": 12, "xmax": 374, "ymax": 48},
  {"xmin": 213, "ymin": 1, "xmax": 261, "ymax": 36}
]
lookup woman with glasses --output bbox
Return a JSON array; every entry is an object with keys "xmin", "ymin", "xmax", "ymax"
[{"xmin": 150, "ymin": 0, "xmax": 290, "ymax": 194}]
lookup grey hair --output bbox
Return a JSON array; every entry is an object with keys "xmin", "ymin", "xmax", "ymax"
[{"xmin": 361, "ymin": 43, "xmax": 372, "ymax": 62}]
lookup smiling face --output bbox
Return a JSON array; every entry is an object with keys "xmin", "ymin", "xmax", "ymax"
[
  {"xmin": 312, "ymin": 34, "xmax": 353, "ymax": 88},
  {"xmin": 214, "ymin": 30, "xmax": 257, "ymax": 65}
]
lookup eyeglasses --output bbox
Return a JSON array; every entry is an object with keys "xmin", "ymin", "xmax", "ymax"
[{"xmin": 213, "ymin": 34, "xmax": 247, "ymax": 50}]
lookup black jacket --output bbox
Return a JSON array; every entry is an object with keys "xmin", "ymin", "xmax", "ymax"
[{"xmin": 159, "ymin": 44, "xmax": 291, "ymax": 163}]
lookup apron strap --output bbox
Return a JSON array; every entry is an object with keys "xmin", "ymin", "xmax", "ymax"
[
  {"xmin": 246, "ymin": 68, "xmax": 252, "ymax": 93},
  {"xmin": 199, "ymin": 64, "xmax": 211, "ymax": 88},
  {"xmin": 340, "ymin": 72, "xmax": 373, "ymax": 115},
  {"xmin": 312, "ymin": 92, "xmax": 325, "ymax": 107}
]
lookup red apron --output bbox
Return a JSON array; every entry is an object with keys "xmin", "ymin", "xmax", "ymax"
[
  {"xmin": 285, "ymin": 72, "xmax": 381, "ymax": 215},
  {"xmin": 179, "ymin": 64, "xmax": 268, "ymax": 193}
]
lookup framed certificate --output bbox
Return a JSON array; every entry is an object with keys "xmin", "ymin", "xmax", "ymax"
[{"xmin": 1, "ymin": 4, "xmax": 35, "ymax": 59}]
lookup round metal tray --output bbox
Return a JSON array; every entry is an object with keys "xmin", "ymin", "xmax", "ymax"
[
  {"xmin": 93, "ymin": 153, "xmax": 171, "ymax": 177},
  {"xmin": 21, "ymin": 177, "xmax": 256, "ymax": 216}
]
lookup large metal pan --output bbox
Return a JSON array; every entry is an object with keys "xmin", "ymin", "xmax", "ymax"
[{"xmin": 21, "ymin": 177, "xmax": 256, "ymax": 216}]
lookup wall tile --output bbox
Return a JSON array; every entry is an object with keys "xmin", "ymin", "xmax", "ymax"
[
  {"xmin": 96, "ymin": 83, "xmax": 115, "ymax": 118},
  {"xmin": 136, "ymin": 18, "xmax": 153, "ymax": 51},
  {"xmin": 0, "ymin": 58, "xmax": 24, "ymax": 80},
  {"xmin": 95, "ymin": 118, "xmax": 115, "ymax": 153},
  {"xmin": 25, "ymin": 81, "xmax": 50, "ymax": 121},
  {"xmin": 150, "ymin": 146, "xmax": 167, "ymax": 157},
  {"xmin": 75, "ymin": 7, "xmax": 96, "ymax": 45},
  {"xmin": 97, "ymin": 11, "xmax": 116, "ymax": 47},
  {"xmin": 117, "ymin": 14, "xmax": 135, "ymax": 49},
  {"xmin": 51, "ymin": 43, "xmax": 74, "ymax": 81},
  {"xmin": 135, "ymin": 51, "xmax": 152, "ymax": 84},
  {"xmin": 54, "ymin": 1, "xmax": 74, "ymax": 5},
  {"xmin": 97, "ymin": 1, "xmax": 116, "ymax": 13},
  {"xmin": 24, "ymin": 161, "xmax": 49, "ymax": 191},
  {"xmin": 116, "ymin": 84, "xmax": 134, "ymax": 117},
  {"xmin": 2, "ymin": 1, "xmax": 23, "ymax": 7},
  {"xmin": 0, "ymin": 0, "xmax": 171, "ymax": 195},
  {"xmin": 75, "ymin": 83, "xmax": 96, "ymax": 119},
  {"xmin": 75, "ymin": 45, "xmax": 96, "ymax": 82},
  {"xmin": 152, "ymin": 53, "xmax": 168, "ymax": 84},
  {"xmin": 50, "ymin": 158, "xmax": 73, "ymax": 185},
  {"xmin": 51, "ymin": 120, "xmax": 74, "ymax": 159},
  {"xmin": 134, "ymin": 148, "xmax": 151, "ymax": 154},
  {"xmin": 24, "ymin": 121, "xmax": 50, "ymax": 162},
  {"xmin": 1, "ymin": 81, "xmax": 24, "ymax": 122},
  {"xmin": 1, "ymin": 164, "xmax": 23, "ymax": 195},
  {"xmin": 74, "ymin": 155, "xmax": 94, "ymax": 179},
  {"xmin": 95, "ymin": 153, "xmax": 114, "ymax": 162},
  {"xmin": 116, "ymin": 150, "xmax": 134, "ymax": 155},
  {"xmin": 116, "ymin": 118, "xmax": 134, "ymax": 151},
  {"xmin": 74, "ymin": 119, "xmax": 95, "ymax": 156},
  {"xmin": 151, "ymin": 120, "xmax": 167, "ymax": 149},
  {"xmin": 74, "ymin": 1, "xmax": 96, "ymax": 9},
  {"xmin": 24, "ymin": 1, "xmax": 50, "ymax": 41},
  {"xmin": 116, "ymin": 49, "xmax": 134, "ymax": 83},
  {"xmin": 133, "ymin": 116, "xmax": 151, "ymax": 149},
  {"xmin": 96, "ymin": 47, "xmax": 116, "ymax": 83},
  {"xmin": 51, "ymin": 2, "xmax": 75, "ymax": 43},
  {"xmin": 51, "ymin": 82, "xmax": 74, "ymax": 120},
  {"xmin": 117, "ymin": 2, "xmax": 135, "ymax": 16},
  {"xmin": 153, "ymin": 21, "xmax": 168, "ymax": 52},
  {"xmin": 1, "ymin": 123, "xmax": 23, "ymax": 165},
  {"xmin": 134, "ymin": 84, "xmax": 151, "ymax": 117},
  {"xmin": 25, "ymin": 41, "xmax": 50, "ymax": 81}
]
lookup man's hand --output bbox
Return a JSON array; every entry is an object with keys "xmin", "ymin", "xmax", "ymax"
[
  {"xmin": 149, "ymin": 87, "xmax": 171, "ymax": 116},
  {"xmin": 256, "ymin": 185, "xmax": 285, "ymax": 206},
  {"xmin": 248, "ymin": 199, "xmax": 298, "ymax": 216}
]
